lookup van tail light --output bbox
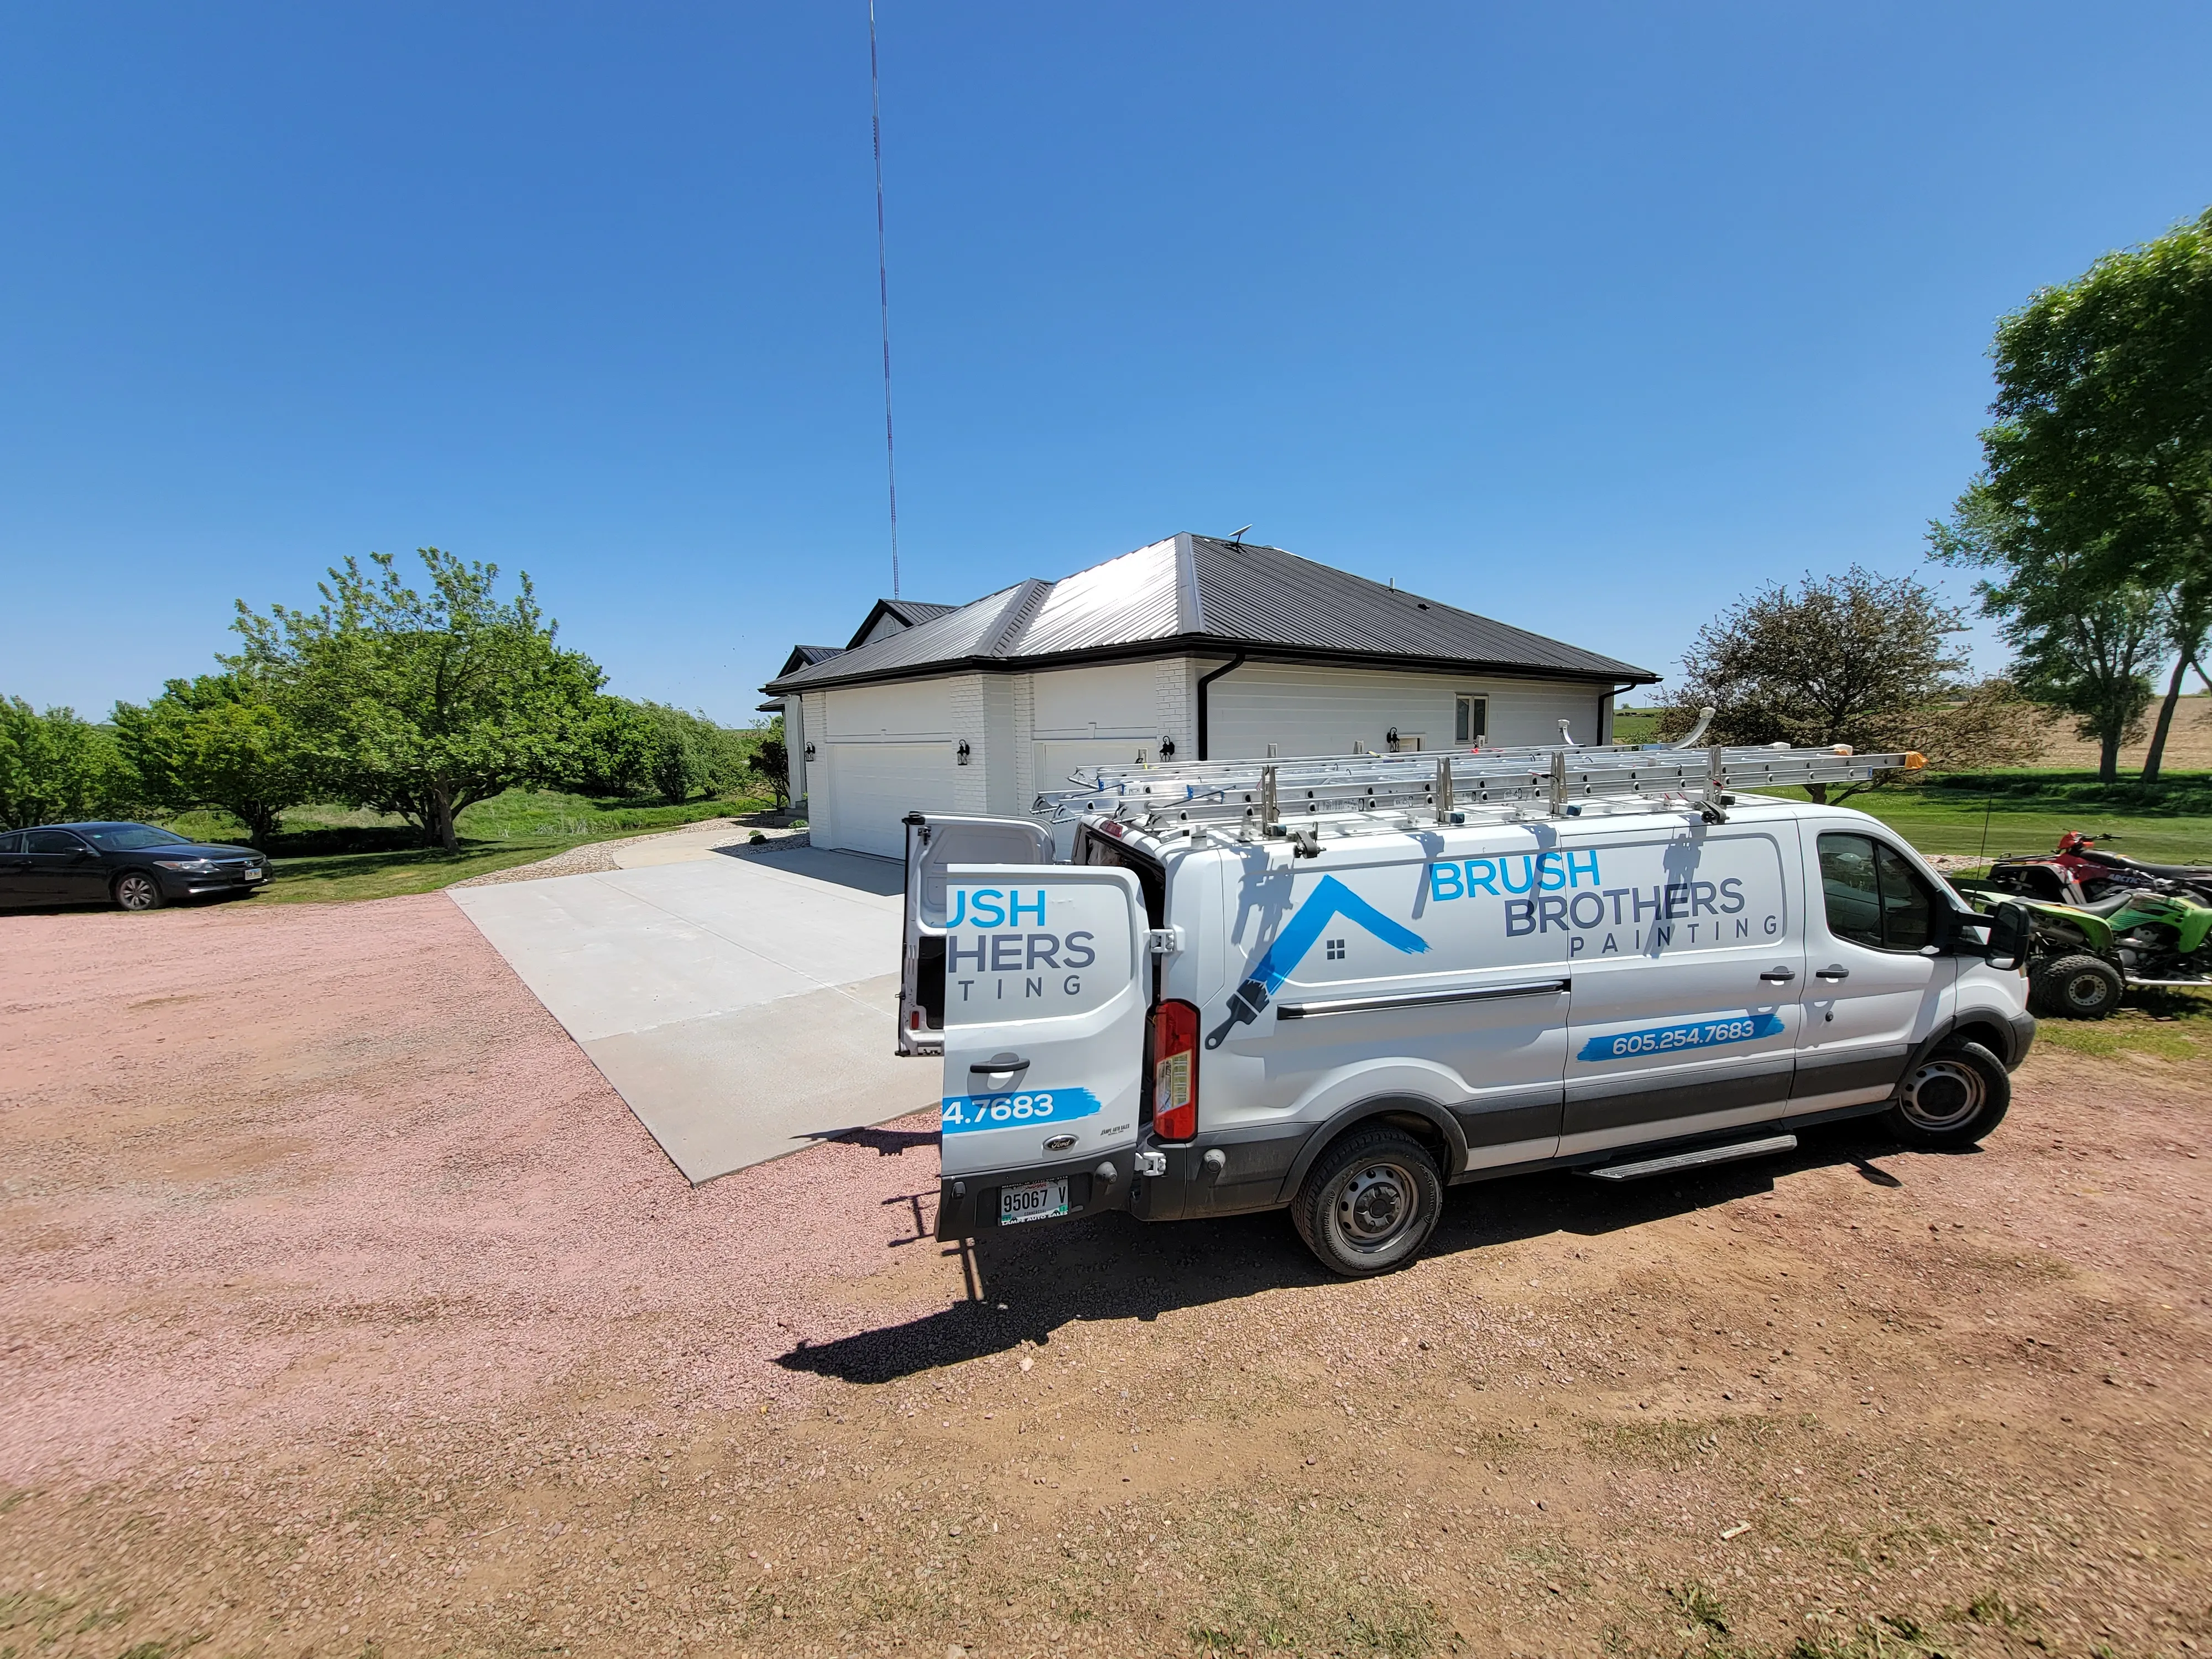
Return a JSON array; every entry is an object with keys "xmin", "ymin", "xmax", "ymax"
[{"xmin": 1152, "ymin": 999, "xmax": 1199, "ymax": 1142}]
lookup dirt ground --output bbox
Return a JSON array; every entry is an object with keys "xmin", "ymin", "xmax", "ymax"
[{"xmin": 3, "ymin": 896, "xmax": 2210, "ymax": 1659}]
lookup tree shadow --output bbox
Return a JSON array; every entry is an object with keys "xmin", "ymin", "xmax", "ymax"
[
  {"xmin": 776, "ymin": 1118, "xmax": 1928, "ymax": 1386},
  {"xmin": 804, "ymin": 1124, "xmax": 940, "ymax": 1157}
]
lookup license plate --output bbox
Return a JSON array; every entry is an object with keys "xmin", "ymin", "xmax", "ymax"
[
  {"xmin": 999, "ymin": 1178, "xmax": 1070, "ymax": 1225},
  {"xmin": 243, "ymin": 868, "xmax": 264, "ymax": 881}
]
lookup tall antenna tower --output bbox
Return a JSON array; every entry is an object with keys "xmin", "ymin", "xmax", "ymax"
[{"xmin": 868, "ymin": 0, "xmax": 901, "ymax": 598}]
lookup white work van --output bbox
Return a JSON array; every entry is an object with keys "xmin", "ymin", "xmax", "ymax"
[{"xmin": 896, "ymin": 742, "xmax": 2037, "ymax": 1276}]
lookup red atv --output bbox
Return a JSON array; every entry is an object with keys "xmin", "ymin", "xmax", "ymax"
[{"xmin": 1986, "ymin": 831, "xmax": 2212, "ymax": 908}]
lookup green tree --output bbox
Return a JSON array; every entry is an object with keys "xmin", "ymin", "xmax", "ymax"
[
  {"xmin": 751, "ymin": 726, "xmax": 790, "ymax": 810},
  {"xmin": 232, "ymin": 549, "xmax": 606, "ymax": 852},
  {"xmin": 1932, "ymin": 493, "xmax": 2169, "ymax": 780},
  {"xmin": 112, "ymin": 672, "xmax": 314, "ymax": 847},
  {"xmin": 1660, "ymin": 566, "xmax": 2043, "ymax": 802},
  {"xmin": 560, "ymin": 698, "xmax": 762, "ymax": 803},
  {"xmin": 1975, "ymin": 205, "xmax": 2212, "ymax": 784},
  {"xmin": 0, "ymin": 697, "xmax": 137, "ymax": 830}
]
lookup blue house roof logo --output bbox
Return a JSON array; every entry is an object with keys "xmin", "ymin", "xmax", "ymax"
[{"xmin": 1205, "ymin": 875, "xmax": 1428, "ymax": 1049}]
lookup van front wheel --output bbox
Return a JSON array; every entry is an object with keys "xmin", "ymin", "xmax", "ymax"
[
  {"xmin": 1885, "ymin": 1040, "xmax": 2010, "ymax": 1150},
  {"xmin": 1291, "ymin": 1127, "xmax": 1443, "ymax": 1277}
]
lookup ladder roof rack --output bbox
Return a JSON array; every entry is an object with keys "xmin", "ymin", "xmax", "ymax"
[{"xmin": 1035, "ymin": 740, "xmax": 1921, "ymax": 839}]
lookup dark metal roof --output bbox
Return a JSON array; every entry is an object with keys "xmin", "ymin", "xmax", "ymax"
[
  {"xmin": 776, "ymin": 643, "xmax": 847, "ymax": 678},
  {"xmin": 843, "ymin": 597, "xmax": 959, "ymax": 651},
  {"xmin": 765, "ymin": 535, "xmax": 1656, "ymax": 693},
  {"xmin": 1188, "ymin": 538, "xmax": 1648, "ymax": 679}
]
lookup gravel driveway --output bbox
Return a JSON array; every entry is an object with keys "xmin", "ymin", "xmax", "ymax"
[{"xmin": 3, "ymin": 894, "xmax": 2210, "ymax": 1658}]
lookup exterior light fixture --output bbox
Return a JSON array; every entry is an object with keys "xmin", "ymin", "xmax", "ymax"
[
  {"xmin": 803, "ymin": 743, "xmax": 816, "ymax": 760},
  {"xmin": 1159, "ymin": 737, "xmax": 1176, "ymax": 758},
  {"xmin": 1385, "ymin": 728, "xmax": 1400, "ymax": 752},
  {"xmin": 956, "ymin": 739, "xmax": 972, "ymax": 766}
]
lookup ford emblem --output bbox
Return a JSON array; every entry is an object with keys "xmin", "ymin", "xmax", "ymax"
[{"xmin": 1044, "ymin": 1133, "xmax": 1077, "ymax": 1152}]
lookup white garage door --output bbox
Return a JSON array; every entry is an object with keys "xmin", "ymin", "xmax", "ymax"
[{"xmin": 826, "ymin": 743, "xmax": 955, "ymax": 859}]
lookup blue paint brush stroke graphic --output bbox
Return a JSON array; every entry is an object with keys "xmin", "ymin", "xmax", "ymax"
[
  {"xmin": 1206, "ymin": 874, "xmax": 1430, "ymax": 1049},
  {"xmin": 940, "ymin": 1087, "xmax": 1102, "ymax": 1135},
  {"xmin": 1577, "ymin": 1011, "xmax": 1784, "ymax": 1063}
]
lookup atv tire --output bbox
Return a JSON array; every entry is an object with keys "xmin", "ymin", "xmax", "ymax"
[{"xmin": 2030, "ymin": 953, "xmax": 2125, "ymax": 1019}]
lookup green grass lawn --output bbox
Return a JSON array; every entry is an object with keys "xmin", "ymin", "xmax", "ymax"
[
  {"xmin": 163, "ymin": 789, "xmax": 773, "ymax": 905},
  {"xmin": 1610, "ymin": 706, "xmax": 1665, "ymax": 744},
  {"xmin": 2030, "ymin": 987, "xmax": 2212, "ymax": 1061},
  {"xmin": 1766, "ymin": 771, "xmax": 2212, "ymax": 865}
]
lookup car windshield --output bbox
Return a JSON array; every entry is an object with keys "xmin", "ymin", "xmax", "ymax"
[{"xmin": 81, "ymin": 825, "xmax": 191, "ymax": 851}]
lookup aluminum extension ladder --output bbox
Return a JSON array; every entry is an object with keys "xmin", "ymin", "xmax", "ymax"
[{"xmin": 1036, "ymin": 739, "xmax": 1922, "ymax": 839}]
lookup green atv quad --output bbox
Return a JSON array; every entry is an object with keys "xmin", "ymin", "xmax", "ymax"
[{"xmin": 1955, "ymin": 879, "xmax": 2212, "ymax": 1018}]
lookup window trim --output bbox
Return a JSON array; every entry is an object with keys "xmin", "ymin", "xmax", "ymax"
[{"xmin": 1454, "ymin": 694, "xmax": 1488, "ymax": 747}]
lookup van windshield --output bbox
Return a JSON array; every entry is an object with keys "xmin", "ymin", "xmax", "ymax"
[{"xmin": 1073, "ymin": 827, "xmax": 1166, "ymax": 928}]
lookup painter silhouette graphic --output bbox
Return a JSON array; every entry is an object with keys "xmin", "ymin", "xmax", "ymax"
[{"xmin": 1205, "ymin": 875, "xmax": 1428, "ymax": 1049}]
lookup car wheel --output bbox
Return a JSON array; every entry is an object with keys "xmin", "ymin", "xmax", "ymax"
[
  {"xmin": 2030, "ymin": 953, "xmax": 2125, "ymax": 1019},
  {"xmin": 112, "ymin": 870, "xmax": 166, "ymax": 912},
  {"xmin": 1885, "ymin": 1040, "xmax": 2010, "ymax": 1150},
  {"xmin": 1291, "ymin": 1126, "xmax": 1443, "ymax": 1277}
]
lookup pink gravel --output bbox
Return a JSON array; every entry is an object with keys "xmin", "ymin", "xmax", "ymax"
[{"xmin": 0, "ymin": 893, "xmax": 951, "ymax": 1488}]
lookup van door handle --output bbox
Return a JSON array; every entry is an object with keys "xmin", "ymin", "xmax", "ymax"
[
  {"xmin": 1759, "ymin": 968, "xmax": 1797, "ymax": 983},
  {"xmin": 1815, "ymin": 966, "xmax": 1851, "ymax": 981},
  {"xmin": 969, "ymin": 1053, "xmax": 1030, "ymax": 1083}
]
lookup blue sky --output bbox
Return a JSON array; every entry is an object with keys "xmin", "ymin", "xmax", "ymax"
[{"xmin": 4, "ymin": 3, "xmax": 2208, "ymax": 722}]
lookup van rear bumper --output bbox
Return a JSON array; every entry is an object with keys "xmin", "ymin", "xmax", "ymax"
[{"xmin": 933, "ymin": 1154, "xmax": 1134, "ymax": 1241}]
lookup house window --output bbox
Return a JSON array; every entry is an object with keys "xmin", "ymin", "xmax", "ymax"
[{"xmin": 1454, "ymin": 696, "xmax": 1488, "ymax": 745}]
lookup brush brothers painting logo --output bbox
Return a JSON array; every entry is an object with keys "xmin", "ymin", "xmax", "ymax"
[{"xmin": 1206, "ymin": 875, "xmax": 1428, "ymax": 1049}]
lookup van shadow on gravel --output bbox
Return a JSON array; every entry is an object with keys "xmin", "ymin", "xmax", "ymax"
[{"xmin": 776, "ymin": 1119, "xmax": 1933, "ymax": 1385}]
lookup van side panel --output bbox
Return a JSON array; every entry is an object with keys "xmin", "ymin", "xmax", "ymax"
[
  {"xmin": 1557, "ymin": 822, "xmax": 1806, "ymax": 1156},
  {"xmin": 1204, "ymin": 833, "xmax": 1575, "ymax": 1176}
]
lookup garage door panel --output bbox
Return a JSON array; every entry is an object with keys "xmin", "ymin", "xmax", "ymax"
[{"xmin": 827, "ymin": 744, "xmax": 954, "ymax": 858}]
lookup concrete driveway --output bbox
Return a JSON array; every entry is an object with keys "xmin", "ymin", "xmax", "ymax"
[{"xmin": 449, "ymin": 840, "xmax": 935, "ymax": 1182}]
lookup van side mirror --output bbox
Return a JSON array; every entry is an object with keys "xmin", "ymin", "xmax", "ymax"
[{"xmin": 1983, "ymin": 901, "xmax": 2032, "ymax": 972}]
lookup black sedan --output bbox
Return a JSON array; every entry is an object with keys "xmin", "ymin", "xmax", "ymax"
[{"xmin": 0, "ymin": 821, "xmax": 271, "ymax": 911}]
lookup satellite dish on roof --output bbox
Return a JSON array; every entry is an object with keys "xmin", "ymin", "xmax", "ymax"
[{"xmin": 1228, "ymin": 524, "xmax": 1253, "ymax": 543}]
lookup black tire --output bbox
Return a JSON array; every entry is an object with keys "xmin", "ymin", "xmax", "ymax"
[
  {"xmin": 2030, "ymin": 952, "xmax": 2125, "ymax": 1019},
  {"xmin": 1885, "ymin": 1040, "xmax": 2010, "ymax": 1150},
  {"xmin": 1290, "ymin": 1126, "xmax": 1444, "ymax": 1278},
  {"xmin": 112, "ymin": 870, "xmax": 166, "ymax": 912}
]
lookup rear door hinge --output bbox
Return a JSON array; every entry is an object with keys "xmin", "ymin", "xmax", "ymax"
[{"xmin": 1147, "ymin": 926, "xmax": 1185, "ymax": 956}]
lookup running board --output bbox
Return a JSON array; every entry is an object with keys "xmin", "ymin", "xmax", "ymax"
[
  {"xmin": 1580, "ymin": 1133, "xmax": 1798, "ymax": 1183},
  {"xmin": 2125, "ymin": 978, "xmax": 2212, "ymax": 989}
]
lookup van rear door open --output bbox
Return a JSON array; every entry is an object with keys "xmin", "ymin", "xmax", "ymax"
[
  {"xmin": 898, "ymin": 814, "xmax": 1055, "ymax": 1053},
  {"xmin": 936, "ymin": 864, "xmax": 1147, "ymax": 1220}
]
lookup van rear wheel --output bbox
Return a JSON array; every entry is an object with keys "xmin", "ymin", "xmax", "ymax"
[{"xmin": 1291, "ymin": 1127, "xmax": 1443, "ymax": 1277}]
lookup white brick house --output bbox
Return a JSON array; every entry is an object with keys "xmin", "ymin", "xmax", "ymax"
[{"xmin": 764, "ymin": 535, "xmax": 1656, "ymax": 859}]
